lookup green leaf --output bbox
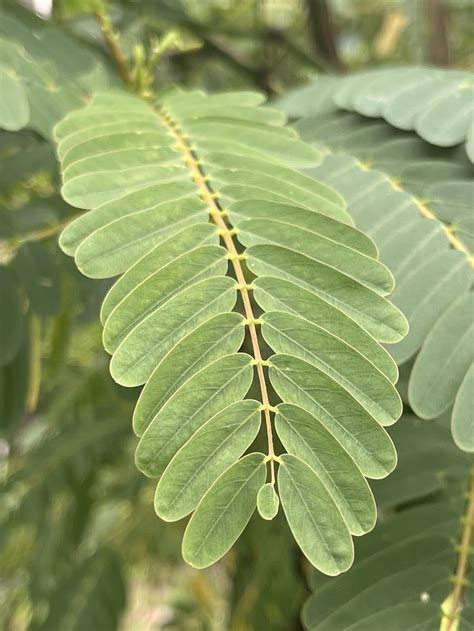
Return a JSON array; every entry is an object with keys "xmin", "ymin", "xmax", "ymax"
[
  {"xmin": 278, "ymin": 454, "xmax": 353, "ymax": 576},
  {"xmin": 372, "ymin": 416, "xmax": 470, "ymax": 509},
  {"xmin": 452, "ymin": 364, "xmax": 474, "ymax": 453},
  {"xmin": 230, "ymin": 198, "xmax": 376, "ymax": 256},
  {"xmin": 155, "ymin": 399, "xmax": 261, "ymax": 521},
  {"xmin": 109, "ymin": 276, "xmax": 237, "ymax": 386},
  {"xmin": 331, "ymin": 66, "xmax": 474, "ymax": 161},
  {"xmin": 238, "ymin": 217, "xmax": 394, "ymax": 295},
  {"xmin": 102, "ymin": 244, "xmax": 227, "ymax": 350},
  {"xmin": 253, "ymin": 276, "xmax": 398, "ymax": 383},
  {"xmin": 409, "ymin": 292, "xmax": 474, "ymax": 420},
  {"xmin": 182, "ymin": 453, "xmax": 266, "ymax": 568},
  {"xmin": 179, "ymin": 119, "xmax": 319, "ymax": 169},
  {"xmin": 281, "ymin": 83, "xmax": 473, "ymax": 449},
  {"xmin": 274, "ymin": 75, "xmax": 339, "ymax": 119},
  {"xmin": 133, "ymin": 312, "xmax": 246, "ymax": 436},
  {"xmin": 56, "ymin": 87, "xmax": 406, "ymax": 572},
  {"xmin": 293, "ymin": 103, "xmax": 473, "ymax": 229},
  {"xmin": 212, "ymin": 158, "xmax": 350, "ymax": 224},
  {"xmin": 247, "ymin": 244, "xmax": 406, "ymax": 343},
  {"xmin": 276, "ymin": 404, "xmax": 377, "ymax": 536},
  {"xmin": 0, "ymin": 66, "xmax": 29, "ymax": 131},
  {"xmin": 263, "ymin": 311, "xmax": 402, "ymax": 426},
  {"xmin": 257, "ymin": 483, "xmax": 279, "ymax": 520},
  {"xmin": 135, "ymin": 353, "xmax": 254, "ymax": 477},
  {"xmin": 302, "ymin": 412, "xmax": 473, "ymax": 631},
  {"xmin": 306, "ymin": 563, "xmax": 448, "ymax": 630},
  {"xmin": 270, "ymin": 355, "xmax": 397, "ymax": 478},
  {"xmin": 0, "ymin": 8, "xmax": 110, "ymax": 137},
  {"xmin": 62, "ymin": 189, "xmax": 204, "ymax": 268},
  {"xmin": 303, "ymin": 153, "xmax": 472, "ymax": 364},
  {"xmin": 100, "ymin": 223, "xmax": 218, "ymax": 322}
]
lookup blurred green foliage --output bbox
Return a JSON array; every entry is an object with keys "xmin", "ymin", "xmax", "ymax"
[
  {"xmin": 53, "ymin": 0, "xmax": 474, "ymax": 94},
  {"xmin": 0, "ymin": 1, "xmax": 472, "ymax": 630}
]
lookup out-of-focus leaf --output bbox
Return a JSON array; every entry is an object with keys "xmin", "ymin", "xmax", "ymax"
[
  {"xmin": 409, "ymin": 292, "xmax": 474, "ymax": 421},
  {"xmin": 452, "ymin": 364, "xmax": 474, "ymax": 453},
  {"xmin": 12, "ymin": 242, "xmax": 62, "ymax": 315},
  {"xmin": 332, "ymin": 67, "xmax": 474, "ymax": 161},
  {"xmin": 0, "ymin": 66, "xmax": 29, "ymax": 131},
  {"xmin": 279, "ymin": 77, "xmax": 473, "ymax": 450},
  {"xmin": 0, "ymin": 265, "xmax": 23, "ymax": 366},
  {"xmin": 302, "ymin": 415, "xmax": 473, "ymax": 630}
]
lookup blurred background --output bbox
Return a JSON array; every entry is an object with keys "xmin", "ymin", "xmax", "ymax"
[
  {"xmin": 1, "ymin": 1, "xmax": 473, "ymax": 630},
  {"xmin": 22, "ymin": 0, "xmax": 474, "ymax": 93}
]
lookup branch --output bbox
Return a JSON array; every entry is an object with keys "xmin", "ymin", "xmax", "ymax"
[
  {"xmin": 305, "ymin": 0, "xmax": 344, "ymax": 72},
  {"xmin": 426, "ymin": 0, "xmax": 451, "ymax": 66},
  {"xmin": 176, "ymin": 17, "xmax": 276, "ymax": 95},
  {"xmin": 94, "ymin": 1, "xmax": 133, "ymax": 88},
  {"xmin": 442, "ymin": 468, "xmax": 474, "ymax": 630},
  {"xmin": 263, "ymin": 27, "xmax": 335, "ymax": 73},
  {"xmin": 200, "ymin": 36, "xmax": 274, "ymax": 95}
]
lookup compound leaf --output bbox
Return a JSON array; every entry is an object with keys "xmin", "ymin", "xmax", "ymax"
[
  {"xmin": 332, "ymin": 66, "xmax": 474, "ymax": 161},
  {"xmin": 280, "ymin": 78, "xmax": 473, "ymax": 450},
  {"xmin": 56, "ymin": 88, "xmax": 406, "ymax": 572}
]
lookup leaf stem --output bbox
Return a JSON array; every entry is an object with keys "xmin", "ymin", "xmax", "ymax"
[
  {"xmin": 415, "ymin": 199, "xmax": 473, "ymax": 265},
  {"xmin": 358, "ymin": 164, "xmax": 472, "ymax": 263},
  {"xmin": 442, "ymin": 468, "xmax": 474, "ymax": 630},
  {"xmin": 94, "ymin": 1, "xmax": 133, "ymax": 88},
  {"xmin": 26, "ymin": 315, "xmax": 42, "ymax": 414}
]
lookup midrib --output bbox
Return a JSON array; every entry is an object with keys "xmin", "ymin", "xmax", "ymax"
[{"xmin": 156, "ymin": 105, "xmax": 277, "ymax": 481}]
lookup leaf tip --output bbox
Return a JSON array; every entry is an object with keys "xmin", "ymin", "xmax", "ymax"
[{"xmin": 257, "ymin": 483, "xmax": 280, "ymax": 520}]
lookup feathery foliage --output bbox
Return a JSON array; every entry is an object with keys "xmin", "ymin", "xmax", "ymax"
[
  {"xmin": 55, "ymin": 87, "xmax": 406, "ymax": 572},
  {"xmin": 331, "ymin": 67, "xmax": 474, "ymax": 162},
  {"xmin": 277, "ymin": 69, "xmax": 474, "ymax": 452},
  {"xmin": 0, "ymin": 3, "xmax": 110, "ymax": 137},
  {"xmin": 0, "ymin": 1, "xmax": 112, "ymax": 437},
  {"xmin": 1, "ymin": 3, "xmax": 472, "ymax": 629}
]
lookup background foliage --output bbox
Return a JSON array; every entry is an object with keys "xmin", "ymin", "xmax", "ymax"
[{"xmin": 1, "ymin": 1, "xmax": 473, "ymax": 630}]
